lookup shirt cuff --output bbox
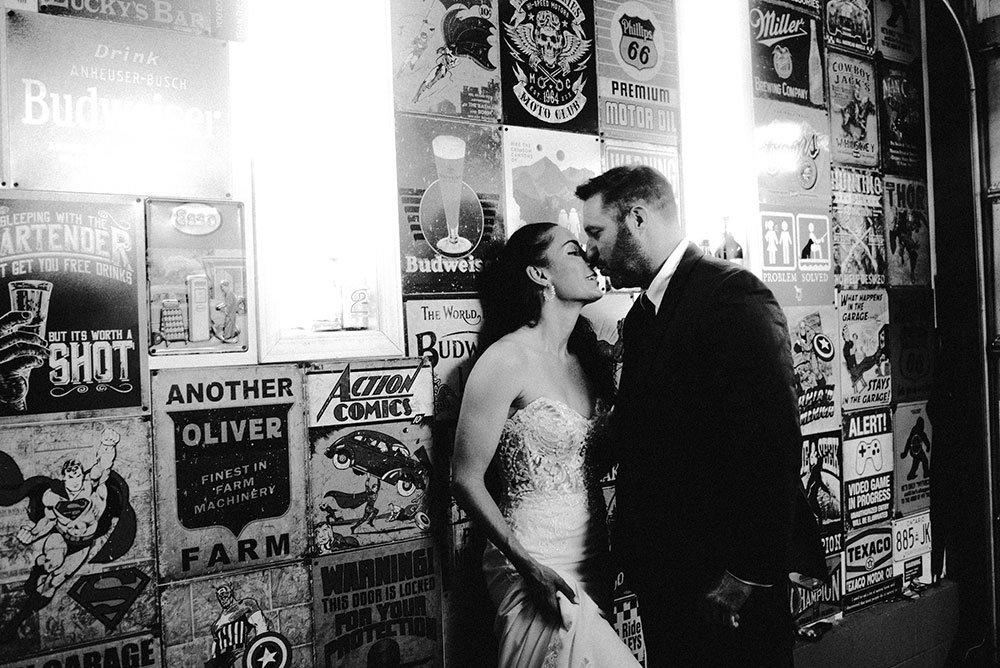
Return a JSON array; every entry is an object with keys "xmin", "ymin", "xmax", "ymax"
[{"xmin": 726, "ymin": 570, "xmax": 773, "ymax": 588}]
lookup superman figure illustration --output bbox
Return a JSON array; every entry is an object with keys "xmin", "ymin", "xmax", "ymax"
[{"xmin": 0, "ymin": 428, "xmax": 135, "ymax": 641}]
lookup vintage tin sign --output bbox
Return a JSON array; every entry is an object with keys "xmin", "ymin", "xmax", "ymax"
[
  {"xmin": 786, "ymin": 305, "xmax": 841, "ymax": 434},
  {"xmin": 312, "ymin": 537, "xmax": 443, "ymax": 668},
  {"xmin": 308, "ymin": 419, "xmax": 434, "ymax": 554},
  {"xmin": 503, "ymin": 125, "xmax": 600, "ymax": 240},
  {"xmin": 842, "ymin": 407, "xmax": 893, "ymax": 530},
  {"xmin": 759, "ymin": 206, "xmax": 834, "ymax": 306},
  {"xmin": 832, "ymin": 166, "xmax": 886, "ymax": 289},
  {"xmin": 0, "ymin": 635, "xmax": 161, "ymax": 668},
  {"xmin": 827, "ymin": 51, "xmax": 879, "ymax": 167},
  {"xmin": 0, "ymin": 194, "xmax": 148, "ymax": 424},
  {"xmin": 800, "ymin": 430, "xmax": 844, "ymax": 555},
  {"xmin": 789, "ymin": 553, "xmax": 842, "ymax": 627},
  {"xmin": 152, "ymin": 365, "xmax": 307, "ymax": 581},
  {"xmin": 392, "ymin": 0, "xmax": 501, "ymax": 122},
  {"xmin": 147, "ymin": 199, "xmax": 250, "ymax": 359},
  {"xmin": 824, "ymin": 0, "xmax": 875, "ymax": 56},
  {"xmin": 0, "ymin": 419, "xmax": 155, "ymax": 661},
  {"xmin": 874, "ymin": 0, "xmax": 920, "ymax": 63},
  {"xmin": 839, "ymin": 289, "xmax": 891, "ymax": 411},
  {"xmin": 893, "ymin": 401, "xmax": 931, "ymax": 516},
  {"xmin": 38, "ymin": 0, "xmax": 247, "ymax": 40},
  {"xmin": 6, "ymin": 10, "xmax": 232, "ymax": 196},
  {"xmin": 160, "ymin": 564, "xmax": 308, "ymax": 667},
  {"xmin": 883, "ymin": 176, "xmax": 929, "ymax": 286},
  {"xmin": 755, "ymin": 98, "xmax": 832, "ymax": 209},
  {"xmin": 602, "ymin": 138, "xmax": 680, "ymax": 211},
  {"xmin": 878, "ymin": 60, "xmax": 926, "ymax": 175},
  {"xmin": 405, "ymin": 298, "xmax": 482, "ymax": 421},
  {"xmin": 499, "ymin": 0, "xmax": 599, "ymax": 133},
  {"xmin": 396, "ymin": 115, "xmax": 504, "ymax": 296},
  {"xmin": 596, "ymin": 0, "xmax": 679, "ymax": 144},
  {"xmin": 306, "ymin": 358, "xmax": 435, "ymax": 430},
  {"xmin": 749, "ymin": 0, "xmax": 826, "ymax": 108},
  {"xmin": 844, "ymin": 524, "xmax": 900, "ymax": 613},
  {"xmin": 888, "ymin": 287, "xmax": 934, "ymax": 403}
]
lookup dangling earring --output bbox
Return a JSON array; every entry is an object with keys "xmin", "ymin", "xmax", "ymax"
[{"xmin": 542, "ymin": 284, "xmax": 555, "ymax": 303}]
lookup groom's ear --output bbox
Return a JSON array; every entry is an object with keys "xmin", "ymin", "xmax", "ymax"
[{"xmin": 525, "ymin": 264, "xmax": 548, "ymax": 287}]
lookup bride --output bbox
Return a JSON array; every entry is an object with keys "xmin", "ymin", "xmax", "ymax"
[{"xmin": 451, "ymin": 223, "xmax": 641, "ymax": 667}]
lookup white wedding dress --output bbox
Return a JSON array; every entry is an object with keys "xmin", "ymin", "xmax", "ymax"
[{"xmin": 483, "ymin": 397, "xmax": 642, "ymax": 668}]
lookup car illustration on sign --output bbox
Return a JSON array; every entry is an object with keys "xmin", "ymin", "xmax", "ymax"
[{"xmin": 324, "ymin": 429, "xmax": 429, "ymax": 496}]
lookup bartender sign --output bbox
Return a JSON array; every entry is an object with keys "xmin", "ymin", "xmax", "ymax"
[{"xmin": 307, "ymin": 358, "xmax": 435, "ymax": 429}]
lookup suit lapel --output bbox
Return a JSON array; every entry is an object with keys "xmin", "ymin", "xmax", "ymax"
[{"xmin": 650, "ymin": 242, "xmax": 703, "ymax": 336}]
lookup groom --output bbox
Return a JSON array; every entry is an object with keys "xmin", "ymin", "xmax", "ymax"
[{"xmin": 577, "ymin": 166, "xmax": 804, "ymax": 668}]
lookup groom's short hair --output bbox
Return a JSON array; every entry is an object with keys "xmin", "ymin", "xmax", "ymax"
[{"xmin": 575, "ymin": 165, "xmax": 676, "ymax": 224}]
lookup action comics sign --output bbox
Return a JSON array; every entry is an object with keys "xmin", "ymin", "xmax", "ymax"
[
  {"xmin": 785, "ymin": 305, "xmax": 841, "ymax": 435},
  {"xmin": 0, "ymin": 419, "xmax": 155, "ymax": 661},
  {"xmin": 152, "ymin": 365, "xmax": 307, "ymax": 581},
  {"xmin": 883, "ymin": 176, "xmax": 930, "ymax": 286},
  {"xmin": 500, "ymin": 0, "xmax": 599, "ymax": 133}
]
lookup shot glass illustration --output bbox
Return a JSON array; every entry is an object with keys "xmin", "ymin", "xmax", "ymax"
[
  {"xmin": 5, "ymin": 280, "xmax": 52, "ymax": 411},
  {"xmin": 432, "ymin": 134, "xmax": 472, "ymax": 255}
]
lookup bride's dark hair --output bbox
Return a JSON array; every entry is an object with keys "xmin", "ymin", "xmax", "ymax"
[{"xmin": 476, "ymin": 223, "xmax": 615, "ymax": 403}]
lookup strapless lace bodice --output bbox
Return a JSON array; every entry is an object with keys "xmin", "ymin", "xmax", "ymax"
[{"xmin": 497, "ymin": 396, "xmax": 599, "ymax": 504}]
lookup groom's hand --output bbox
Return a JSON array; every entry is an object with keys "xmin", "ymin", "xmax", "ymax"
[{"xmin": 701, "ymin": 571, "xmax": 754, "ymax": 629}]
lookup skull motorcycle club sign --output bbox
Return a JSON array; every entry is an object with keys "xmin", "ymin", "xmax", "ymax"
[{"xmin": 500, "ymin": 0, "xmax": 598, "ymax": 133}]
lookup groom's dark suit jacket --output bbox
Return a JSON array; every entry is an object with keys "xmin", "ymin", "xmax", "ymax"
[{"xmin": 613, "ymin": 243, "xmax": 801, "ymax": 597}]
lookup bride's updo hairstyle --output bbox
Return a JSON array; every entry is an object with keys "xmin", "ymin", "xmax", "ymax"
[{"xmin": 476, "ymin": 222, "xmax": 615, "ymax": 403}]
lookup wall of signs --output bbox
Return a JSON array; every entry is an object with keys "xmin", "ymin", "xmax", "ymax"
[
  {"xmin": 0, "ymin": 0, "xmax": 944, "ymax": 666},
  {"xmin": 749, "ymin": 0, "xmax": 937, "ymax": 626}
]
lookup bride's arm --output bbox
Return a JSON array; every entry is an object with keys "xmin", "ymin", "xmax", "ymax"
[{"xmin": 451, "ymin": 342, "xmax": 576, "ymax": 626}]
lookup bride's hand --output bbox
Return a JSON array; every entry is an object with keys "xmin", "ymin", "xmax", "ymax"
[{"xmin": 521, "ymin": 560, "xmax": 577, "ymax": 629}]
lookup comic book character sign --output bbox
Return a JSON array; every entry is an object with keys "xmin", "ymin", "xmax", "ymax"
[
  {"xmin": 309, "ymin": 422, "xmax": 434, "ymax": 555},
  {"xmin": 500, "ymin": 0, "xmax": 599, "ymax": 133},
  {"xmin": 0, "ymin": 419, "xmax": 154, "ymax": 660},
  {"xmin": 392, "ymin": 0, "xmax": 501, "ymax": 122},
  {"xmin": 825, "ymin": 0, "xmax": 875, "ymax": 55},
  {"xmin": 0, "ymin": 195, "xmax": 147, "ymax": 424},
  {"xmin": 396, "ymin": 115, "xmax": 504, "ymax": 295},
  {"xmin": 832, "ymin": 166, "xmax": 885, "ymax": 289},
  {"xmin": 799, "ymin": 431, "xmax": 843, "ymax": 555},
  {"xmin": 828, "ymin": 51, "xmax": 879, "ymax": 167},
  {"xmin": 839, "ymin": 289, "xmax": 890, "ymax": 411},
  {"xmin": 161, "ymin": 566, "xmax": 307, "ymax": 668},
  {"xmin": 878, "ymin": 60, "xmax": 926, "ymax": 175},
  {"xmin": 883, "ymin": 176, "xmax": 929, "ymax": 286},
  {"xmin": 785, "ymin": 305, "xmax": 840, "ymax": 434}
]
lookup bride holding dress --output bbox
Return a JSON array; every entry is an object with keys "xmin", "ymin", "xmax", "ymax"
[{"xmin": 451, "ymin": 223, "xmax": 641, "ymax": 668}]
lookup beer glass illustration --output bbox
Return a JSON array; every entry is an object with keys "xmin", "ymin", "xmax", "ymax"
[
  {"xmin": 5, "ymin": 280, "xmax": 52, "ymax": 411},
  {"xmin": 432, "ymin": 134, "xmax": 472, "ymax": 254}
]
